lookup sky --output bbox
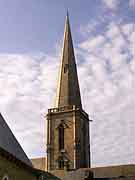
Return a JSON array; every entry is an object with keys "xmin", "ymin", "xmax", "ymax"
[{"xmin": 0, "ymin": 0, "xmax": 135, "ymax": 167}]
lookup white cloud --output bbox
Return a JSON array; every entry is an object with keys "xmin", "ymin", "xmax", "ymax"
[
  {"xmin": 129, "ymin": 0, "xmax": 135, "ymax": 8},
  {"xmin": 102, "ymin": 0, "xmax": 135, "ymax": 10},
  {"xmin": 0, "ymin": 54, "xmax": 59, "ymax": 158},
  {"xmin": 79, "ymin": 20, "xmax": 100, "ymax": 37},
  {"xmin": 0, "ymin": 18, "xmax": 134, "ymax": 168},
  {"xmin": 102, "ymin": 0, "xmax": 120, "ymax": 10},
  {"xmin": 78, "ymin": 21, "xmax": 134, "ymax": 166}
]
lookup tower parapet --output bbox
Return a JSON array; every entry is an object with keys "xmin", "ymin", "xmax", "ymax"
[{"xmin": 46, "ymin": 14, "xmax": 91, "ymax": 172}]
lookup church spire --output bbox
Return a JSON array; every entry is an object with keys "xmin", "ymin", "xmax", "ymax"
[{"xmin": 55, "ymin": 14, "xmax": 82, "ymax": 108}]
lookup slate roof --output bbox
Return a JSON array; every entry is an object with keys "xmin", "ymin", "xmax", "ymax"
[{"xmin": 0, "ymin": 113, "xmax": 32, "ymax": 166}]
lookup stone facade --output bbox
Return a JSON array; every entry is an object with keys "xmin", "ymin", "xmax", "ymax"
[
  {"xmin": 0, "ymin": 153, "xmax": 36, "ymax": 180},
  {"xmin": 46, "ymin": 14, "xmax": 90, "ymax": 173},
  {"xmin": 55, "ymin": 14, "xmax": 82, "ymax": 108},
  {"xmin": 31, "ymin": 157, "xmax": 47, "ymax": 171},
  {"xmin": 0, "ymin": 147, "xmax": 60, "ymax": 180},
  {"xmin": 51, "ymin": 165, "xmax": 135, "ymax": 180},
  {"xmin": 92, "ymin": 165, "xmax": 135, "ymax": 178},
  {"xmin": 47, "ymin": 106, "xmax": 90, "ymax": 171}
]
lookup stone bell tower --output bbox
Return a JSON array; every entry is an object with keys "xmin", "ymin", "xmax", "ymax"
[{"xmin": 46, "ymin": 14, "xmax": 91, "ymax": 172}]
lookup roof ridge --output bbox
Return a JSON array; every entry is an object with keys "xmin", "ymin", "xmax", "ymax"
[{"xmin": 0, "ymin": 113, "xmax": 32, "ymax": 166}]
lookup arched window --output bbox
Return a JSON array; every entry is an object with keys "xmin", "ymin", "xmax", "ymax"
[
  {"xmin": 58, "ymin": 159, "xmax": 64, "ymax": 169},
  {"xmin": 39, "ymin": 175, "xmax": 44, "ymax": 180},
  {"xmin": 58, "ymin": 124, "xmax": 64, "ymax": 150},
  {"xmin": 2, "ymin": 175, "xmax": 9, "ymax": 180}
]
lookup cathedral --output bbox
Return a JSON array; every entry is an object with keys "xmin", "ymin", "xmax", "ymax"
[{"xmin": 0, "ymin": 14, "xmax": 135, "ymax": 180}]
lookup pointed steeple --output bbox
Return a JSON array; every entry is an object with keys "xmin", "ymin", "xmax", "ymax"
[{"xmin": 55, "ymin": 14, "xmax": 82, "ymax": 108}]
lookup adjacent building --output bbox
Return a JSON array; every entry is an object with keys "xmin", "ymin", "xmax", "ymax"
[{"xmin": 0, "ymin": 113, "xmax": 60, "ymax": 180}]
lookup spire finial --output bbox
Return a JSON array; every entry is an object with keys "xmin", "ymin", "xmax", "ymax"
[
  {"xmin": 66, "ymin": 9, "xmax": 70, "ymax": 24},
  {"xmin": 67, "ymin": 9, "xmax": 69, "ymax": 18}
]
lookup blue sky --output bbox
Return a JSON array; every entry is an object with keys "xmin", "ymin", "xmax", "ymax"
[
  {"xmin": 0, "ymin": 0, "xmax": 92, "ymax": 53},
  {"xmin": 0, "ymin": 0, "xmax": 135, "ymax": 167},
  {"xmin": 0, "ymin": 0, "xmax": 134, "ymax": 53}
]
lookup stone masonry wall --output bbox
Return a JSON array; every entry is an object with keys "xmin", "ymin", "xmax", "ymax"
[{"xmin": 0, "ymin": 154, "xmax": 37, "ymax": 180}]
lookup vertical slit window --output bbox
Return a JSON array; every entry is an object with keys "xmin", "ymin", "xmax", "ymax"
[
  {"xmin": 59, "ymin": 124, "xmax": 64, "ymax": 150},
  {"xmin": 59, "ymin": 159, "xmax": 64, "ymax": 169},
  {"xmin": 64, "ymin": 64, "xmax": 69, "ymax": 73}
]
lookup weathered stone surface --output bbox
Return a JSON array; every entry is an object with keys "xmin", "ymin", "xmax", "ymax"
[
  {"xmin": 92, "ymin": 165, "xmax": 135, "ymax": 178},
  {"xmin": 0, "ymin": 153, "xmax": 36, "ymax": 180},
  {"xmin": 59, "ymin": 165, "xmax": 135, "ymax": 180},
  {"xmin": 55, "ymin": 13, "xmax": 82, "ymax": 108},
  {"xmin": 63, "ymin": 168, "xmax": 93, "ymax": 180},
  {"xmin": 46, "ymin": 14, "xmax": 90, "ymax": 174},
  {"xmin": 0, "ymin": 147, "xmax": 60, "ymax": 180},
  {"xmin": 47, "ymin": 106, "xmax": 90, "ymax": 171},
  {"xmin": 31, "ymin": 157, "xmax": 47, "ymax": 171}
]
